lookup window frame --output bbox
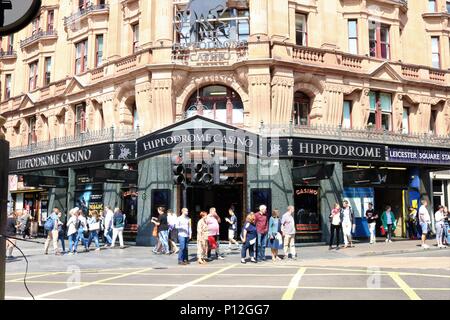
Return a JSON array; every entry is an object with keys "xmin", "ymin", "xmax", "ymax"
[
  {"xmin": 292, "ymin": 92, "xmax": 311, "ymax": 126},
  {"xmin": 28, "ymin": 116, "xmax": 37, "ymax": 145},
  {"xmin": 369, "ymin": 22, "xmax": 391, "ymax": 60},
  {"xmin": 4, "ymin": 74, "xmax": 11, "ymax": 100},
  {"xmin": 429, "ymin": 0, "xmax": 437, "ymax": 12},
  {"xmin": 95, "ymin": 34, "xmax": 104, "ymax": 67},
  {"xmin": 44, "ymin": 57, "xmax": 52, "ymax": 86},
  {"xmin": 431, "ymin": 36, "xmax": 441, "ymax": 69},
  {"xmin": 402, "ymin": 107, "xmax": 410, "ymax": 135},
  {"xmin": 368, "ymin": 91, "xmax": 393, "ymax": 131},
  {"xmin": 75, "ymin": 103, "xmax": 87, "ymax": 135},
  {"xmin": 28, "ymin": 61, "xmax": 39, "ymax": 91},
  {"xmin": 47, "ymin": 10, "xmax": 54, "ymax": 32},
  {"xmin": 295, "ymin": 13, "xmax": 308, "ymax": 46},
  {"xmin": 342, "ymin": 100, "xmax": 353, "ymax": 129},
  {"xmin": 75, "ymin": 39, "xmax": 88, "ymax": 74},
  {"xmin": 347, "ymin": 19, "xmax": 358, "ymax": 55},
  {"xmin": 132, "ymin": 23, "xmax": 139, "ymax": 53}
]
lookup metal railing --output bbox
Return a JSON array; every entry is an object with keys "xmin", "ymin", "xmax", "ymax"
[
  {"xmin": 64, "ymin": 4, "xmax": 110, "ymax": 26},
  {"xmin": 20, "ymin": 30, "xmax": 58, "ymax": 48},
  {"xmin": 10, "ymin": 126, "xmax": 138, "ymax": 158},
  {"xmin": 0, "ymin": 49, "xmax": 16, "ymax": 58},
  {"xmin": 259, "ymin": 122, "xmax": 450, "ymax": 149}
]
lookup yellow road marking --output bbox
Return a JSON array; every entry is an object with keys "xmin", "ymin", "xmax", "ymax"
[
  {"xmin": 152, "ymin": 264, "xmax": 237, "ymax": 300},
  {"xmin": 34, "ymin": 267, "xmax": 153, "ymax": 299},
  {"xmin": 282, "ymin": 267, "xmax": 307, "ymax": 300},
  {"xmin": 389, "ymin": 272, "xmax": 421, "ymax": 300}
]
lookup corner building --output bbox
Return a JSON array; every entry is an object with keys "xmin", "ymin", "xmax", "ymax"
[{"xmin": 2, "ymin": 0, "xmax": 450, "ymax": 244}]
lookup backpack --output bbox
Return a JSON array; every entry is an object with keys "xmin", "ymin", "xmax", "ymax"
[{"xmin": 44, "ymin": 216, "xmax": 55, "ymax": 231}]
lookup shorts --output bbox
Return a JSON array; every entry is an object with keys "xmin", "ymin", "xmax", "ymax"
[
  {"xmin": 420, "ymin": 222, "xmax": 428, "ymax": 235},
  {"xmin": 228, "ymin": 229, "xmax": 235, "ymax": 240}
]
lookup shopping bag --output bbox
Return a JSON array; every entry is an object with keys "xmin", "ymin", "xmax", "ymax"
[
  {"xmin": 380, "ymin": 225, "xmax": 386, "ymax": 236},
  {"xmin": 208, "ymin": 236, "xmax": 217, "ymax": 249},
  {"xmin": 152, "ymin": 225, "xmax": 158, "ymax": 237}
]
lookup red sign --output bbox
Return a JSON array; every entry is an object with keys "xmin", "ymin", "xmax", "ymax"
[{"xmin": 295, "ymin": 188, "xmax": 319, "ymax": 196}]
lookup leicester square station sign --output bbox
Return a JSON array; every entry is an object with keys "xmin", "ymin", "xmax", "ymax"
[{"xmin": 0, "ymin": 0, "xmax": 41, "ymax": 36}]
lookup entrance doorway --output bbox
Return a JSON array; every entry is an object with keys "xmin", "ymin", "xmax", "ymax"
[
  {"xmin": 186, "ymin": 185, "xmax": 244, "ymax": 240},
  {"xmin": 374, "ymin": 187, "xmax": 407, "ymax": 237}
]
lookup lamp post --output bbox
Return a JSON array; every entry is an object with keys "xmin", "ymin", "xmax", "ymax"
[{"xmin": 0, "ymin": 115, "xmax": 9, "ymax": 300}]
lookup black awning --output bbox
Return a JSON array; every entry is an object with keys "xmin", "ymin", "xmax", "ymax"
[{"xmin": 292, "ymin": 164, "xmax": 335, "ymax": 184}]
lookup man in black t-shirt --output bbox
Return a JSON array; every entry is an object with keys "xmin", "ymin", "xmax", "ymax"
[
  {"xmin": 365, "ymin": 203, "xmax": 378, "ymax": 244},
  {"xmin": 6, "ymin": 212, "xmax": 18, "ymax": 259},
  {"xmin": 152, "ymin": 207, "xmax": 170, "ymax": 254}
]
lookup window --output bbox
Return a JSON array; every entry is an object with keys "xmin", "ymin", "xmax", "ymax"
[
  {"xmin": 75, "ymin": 103, "xmax": 87, "ymax": 135},
  {"xmin": 369, "ymin": 22, "xmax": 390, "ymax": 59},
  {"xmin": 447, "ymin": 1, "xmax": 450, "ymax": 13},
  {"xmin": 368, "ymin": 91, "xmax": 392, "ymax": 131},
  {"xmin": 28, "ymin": 61, "xmax": 38, "ymax": 91},
  {"xmin": 32, "ymin": 15, "xmax": 40, "ymax": 35},
  {"xmin": 431, "ymin": 36, "xmax": 441, "ymax": 69},
  {"xmin": 348, "ymin": 20, "xmax": 358, "ymax": 55},
  {"xmin": 132, "ymin": 103, "xmax": 139, "ymax": 130},
  {"xmin": 75, "ymin": 39, "xmax": 88, "ymax": 74},
  {"xmin": 95, "ymin": 34, "xmax": 103, "ymax": 67},
  {"xmin": 28, "ymin": 116, "xmax": 37, "ymax": 145},
  {"xmin": 4, "ymin": 74, "xmax": 11, "ymax": 100},
  {"xmin": 296, "ymin": 13, "xmax": 307, "ymax": 46},
  {"xmin": 429, "ymin": 0, "xmax": 437, "ymax": 12},
  {"xmin": 44, "ymin": 57, "xmax": 52, "ymax": 86},
  {"xmin": 293, "ymin": 92, "xmax": 311, "ymax": 126},
  {"xmin": 78, "ymin": 0, "xmax": 89, "ymax": 11},
  {"xmin": 7, "ymin": 34, "xmax": 13, "ymax": 52},
  {"xmin": 342, "ymin": 101, "xmax": 352, "ymax": 129},
  {"xmin": 402, "ymin": 107, "xmax": 410, "ymax": 134},
  {"xmin": 430, "ymin": 109, "xmax": 438, "ymax": 134},
  {"xmin": 132, "ymin": 24, "xmax": 139, "ymax": 53},
  {"xmin": 47, "ymin": 10, "xmax": 54, "ymax": 32}
]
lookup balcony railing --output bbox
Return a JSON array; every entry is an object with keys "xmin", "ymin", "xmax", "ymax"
[
  {"xmin": 259, "ymin": 123, "xmax": 450, "ymax": 149},
  {"xmin": 10, "ymin": 126, "xmax": 138, "ymax": 158},
  {"xmin": 64, "ymin": 4, "xmax": 110, "ymax": 26},
  {"xmin": 0, "ymin": 49, "xmax": 17, "ymax": 59},
  {"xmin": 20, "ymin": 30, "xmax": 58, "ymax": 48}
]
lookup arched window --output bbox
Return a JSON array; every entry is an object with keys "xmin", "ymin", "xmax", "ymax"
[
  {"xmin": 132, "ymin": 103, "xmax": 139, "ymax": 130},
  {"xmin": 185, "ymin": 85, "xmax": 244, "ymax": 124},
  {"xmin": 293, "ymin": 91, "xmax": 311, "ymax": 126}
]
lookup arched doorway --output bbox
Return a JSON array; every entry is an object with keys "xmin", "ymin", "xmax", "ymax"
[
  {"xmin": 293, "ymin": 91, "xmax": 311, "ymax": 126},
  {"xmin": 185, "ymin": 85, "xmax": 244, "ymax": 125}
]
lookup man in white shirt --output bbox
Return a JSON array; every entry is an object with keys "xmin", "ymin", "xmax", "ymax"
[
  {"xmin": 418, "ymin": 199, "xmax": 431, "ymax": 249},
  {"xmin": 281, "ymin": 206, "xmax": 297, "ymax": 260},
  {"xmin": 103, "ymin": 206, "xmax": 114, "ymax": 247}
]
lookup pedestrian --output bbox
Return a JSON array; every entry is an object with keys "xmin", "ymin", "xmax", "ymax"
[
  {"xmin": 381, "ymin": 206, "xmax": 396, "ymax": 243},
  {"xmin": 87, "ymin": 210, "xmax": 101, "ymax": 251},
  {"xmin": 435, "ymin": 205, "xmax": 447, "ymax": 249},
  {"xmin": 57, "ymin": 211, "xmax": 66, "ymax": 254},
  {"xmin": 418, "ymin": 199, "xmax": 431, "ymax": 249},
  {"xmin": 167, "ymin": 209, "xmax": 179, "ymax": 254},
  {"xmin": 18, "ymin": 210, "xmax": 31, "ymax": 239},
  {"xmin": 241, "ymin": 213, "xmax": 257, "ymax": 264},
  {"xmin": 5, "ymin": 211, "xmax": 18, "ymax": 260},
  {"xmin": 197, "ymin": 211, "xmax": 209, "ymax": 265},
  {"xmin": 76, "ymin": 209, "xmax": 89, "ymax": 252},
  {"xmin": 103, "ymin": 206, "xmax": 114, "ymax": 247},
  {"xmin": 255, "ymin": 205, "xmax": 269, "ymax": 262},
  {"xmin": 225, "ymin": 207, "xmax": 239, "ymax": 251},
  {"xmin": 207, "ymin": 208, "xmax": 224, "ymax": 260},
  {"xmin": 268, "ymin": 209, "xmax": 282, "ymax": 262},
  {"xmin": 365, "ymin": 203, "xmax": 378, "ymax": 244},
  {"xmin": 341, "ymin": 200, "xmax": 355, "ymax": 248},
  {"xmin": 44, "ymin": 207, "xmax": 61, "ymax": 255},
  {"xmin": 443, "ymin": 206, "xmax": 449, "ymax": 246},
  {"xmin": 152, "ymin": 207, "xmax": 170, "ymax": 254},
  {"xmin": 111, "ymin": 208, "xmax": 126, "ymax": 249},
  {"xmin": 329, "ymin": 203, "xmax": 342, "ymax": 250},
  {"xmin": 281, "ymin": 206, "xmax": 297, "ymax": 259},
  {"xmin": 67, "ymin": 208, "xmax": 79, "ymax": 255},
  {"xmin": 407, "ymin": 207, "xmax": 418, "ymax": 240},
  {"xmin": 176, "ymin": 208, "xmax": 192, "ymax": 265}
]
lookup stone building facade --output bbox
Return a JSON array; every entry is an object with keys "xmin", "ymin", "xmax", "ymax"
[{"xmin": 2, "ymin": 0, "xmax": 450, "ymax": 243}]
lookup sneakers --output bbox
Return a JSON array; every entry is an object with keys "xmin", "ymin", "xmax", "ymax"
[
  {"xmin": 217, "ymin": 256, "xmax": 225, "ymax": 260},
  {"xmin": 241, "ymin": 258, "xmax": 246, "ymax": 264},
  {"xmin": 422, "ymin": 244, "xmax": 430, "ymax": 249},
  {"xmin": 250, "ymin": 257, "xmax": 257, "ymax": 263},
  {"xmin": 68, "ymin": 252, "xmax": 73, "ymax": 256},
  {"xmin": 95, "ymin": 248, "xmax": 101, "ymax": 251}
]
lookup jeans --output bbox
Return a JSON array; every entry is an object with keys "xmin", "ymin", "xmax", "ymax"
[
  {"xmin": 241, "ymin": 239, "xmax": 256, "ymax": 259},
  {"xmin": 88, "ymin": 231, "xmax": 100, "ymax": 249},
  {"xmin": 159, "ymin": 230, "xmax": 170, "ymax": 253},
  {"xmin": 68, "ymin": 233, "xmax": 77, "ymax": 253},
  {"xmin": 386, "ymin": 224, "xmax": 393, "ymax": 241},
  {"xmin": 104, "ymin": 228, "xmax": 113, "ymax": 245},
  {"xmin": 283, "ymin": 234, "xmax": 296, "ymax": 257},
  {"xmin": 436, "ymin": 222, "xmax": 445, "ymax": 245},
  {"xmin": 444, "ymin": 221, "xmax": 449, "ymax": 244},
  {"xmin": 329, "ymin": 224, "xmax": 341, "ymax": 247},
  {"xmin": 58, "ymin": 230, "xmax": 65, "ymax": 252},
  {"xmin": 178, "ymin": 236, "xmax": 189, "ymax": 262},
  {"xmin": 342, "ymin": 222, "xmax": 352, "ymax": 246},
  {"xmin": 75, "ymin": 228, "xmax": 88, "ymax": 251},
  {"xmin": 257, "ymin": 233, "xmax": 268, "ymax": 261},
  {"xmin": 369, "ymin": 222, "xmax": 376, "ymax": 243},
  {"xmin": 111, "ymin": 228, "xmax": 124, "ymax": 247}
]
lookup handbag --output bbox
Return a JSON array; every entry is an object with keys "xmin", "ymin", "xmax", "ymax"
[
  {"xmin": 152, "ymin": 225, "xmax": 158, "ymax": 237},
  {"xmin": 89, "ymin": 222, "xmax": 100, "ymax": 231},
  {"xmin": 208, "ymin": 236, "xmax": 217, "ymax": 249}
]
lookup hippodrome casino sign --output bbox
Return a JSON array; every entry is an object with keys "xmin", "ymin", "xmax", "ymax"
[{"xmin": 0, "ymin": 0, "xmax": 41, "ymax": 36}]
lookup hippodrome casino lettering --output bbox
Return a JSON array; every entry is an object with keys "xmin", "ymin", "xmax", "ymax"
[
  {"xmin": 16, "ymin": 150, "xmax": 92, "ymax": 170},
  {"xmin": 142, "ymin": 132, "xmax": 255, "ymax": 152},
  {"xmin": 298, "ymin": 142, "xmax": 382, "ymax": 158}
]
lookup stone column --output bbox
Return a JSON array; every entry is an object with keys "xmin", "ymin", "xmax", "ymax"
[
  {"xmin": 86, "ymin": 99, "xmax": 95, "ymax": 131},
  {"xmin": 434, "ymin": 102, "xmax": 447, "ymax": 136},
  {"xmin": 248, "ymin": 69, "xmax": 271, "ymax": 128},
  {"xmin": 152, "ymin": 0, "xmax": 174, "ymax": 63},
  {"xmin": 48, "ymin": 114, "xmax": 58, "ymax": 140},
  {"xmin": 249, "ymin": 0, "xmax": 270, "ymax": 58},
  {"xmin": 0, "ymin": 115, "xmax": 9, "ymax": 300},
  {"xmin": 269, "ymin": 0, "xmax": 291, "ymax": 58},
  {"xmin": 106, "ymin": 1, "xmax": 122, "ymax": 60},
  {"xmin": 101, "ymin": 93, "xmax": 118, "ymax": 128},
  {"xmin": 323, "ymin": 87, "xmax": 344, "ymax": 126},
  {"xmin": 353, "ymin": 89, "xmax": 370, "ymax": 129},
  {"xmin": 135, "ymin": 78, "xmax": 152, "ymax": 133},
  {"xmin": 417, "ymin": 103, "xmax": 431, "ymax": 134},
  {"xmin": 151, "ymin": 72, "xmax": 174, "ymax": 131},
  {"xmin": 271, "ymin": 69, "xmax": 294, "ymax": 125}
]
